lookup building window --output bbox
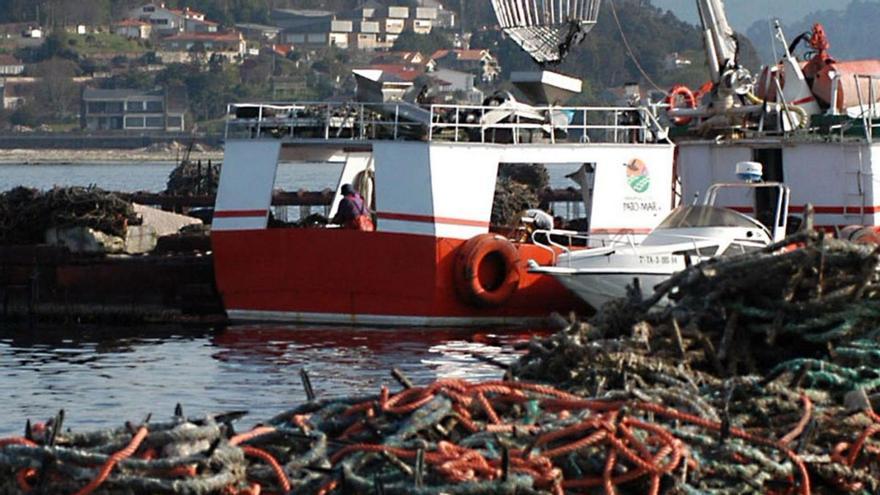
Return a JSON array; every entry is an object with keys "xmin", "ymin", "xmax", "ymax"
[
  {"xmin": 126, "ymin": 100, "xmax": 146, "ymax": 112},
  {"xmin": 144, "ymin": 116, "xmax": 164, "ymax": 128},
  {"xmin": 146, "ymin": 100, "xmax": 163, "ymax": 112},
  {"xmin": 167, "ymin": 116, "xmax": 183, "ymax": 129},
  {"xmin": 89, "ymin": 101, "xmax": 124, "ymax": 113},
  {"xmin": 124, "ymin": 116, "xmax": 145, "ymax": 128}
]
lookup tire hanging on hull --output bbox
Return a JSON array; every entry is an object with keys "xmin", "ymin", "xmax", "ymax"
[{"xmin": 453, "ymin": 234, "xmax": 521, "ymax": 308}]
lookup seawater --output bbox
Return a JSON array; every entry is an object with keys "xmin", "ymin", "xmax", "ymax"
[
  {"xmin": 0, "ymin": 325, "xmax": 535, "ymax": 435},
  {"xmin": 0, "ymin": 162, "xmax": 345, "ymax": 193},
  {"xmin": 0, "ymin": 161, "xmax": 583, "ymax": 193},
  {"xmin": 0, "ymin": 161, "xmax": 570, "ymax": 434}
]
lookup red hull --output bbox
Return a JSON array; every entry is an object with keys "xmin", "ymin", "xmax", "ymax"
[{"xmin": 212, "ymin": 229, "xmax": 588, "ymax": 325}]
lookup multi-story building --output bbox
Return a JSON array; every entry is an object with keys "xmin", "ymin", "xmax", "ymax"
[
  {"xmin": 128, "ymin": 3, "xmax": 215, "ymax": 35},
  {"xmin": 273, "ymin": 9, "xmax": 353, "ymax": 49},
  {"xmin": 235, "ymin": 23, "xmax": 281, "ymax": 42},
  {"xmin": 159, "ymin": 31, "xmax": 247, "ymax": 62},
  {"xmin": 80, "ymin": 87, "xmax": 186, "ymax": 132},
  {"xmin": 128, "ymin": 3, "xmax": 186, "ymax": 34},
  {"xmin": 185, "ymin": 18, "xmax": 218, "ymax": 33}
]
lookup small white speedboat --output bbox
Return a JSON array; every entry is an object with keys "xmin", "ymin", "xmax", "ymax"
[{"xmin": 531, "ymin": 182, "xmax": 791, "ymax": 310}]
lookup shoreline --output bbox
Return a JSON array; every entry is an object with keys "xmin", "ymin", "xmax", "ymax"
[{"xmin": 0, "ymin": 148, "xmax": 224, "ymax": 164}]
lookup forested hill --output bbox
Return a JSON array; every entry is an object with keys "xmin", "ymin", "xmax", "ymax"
[
  {"xmin": 0, "ymin": 0, "xmax": 365, "ymax": 26},
  {"xmin": 745, "ymin": 1, "xmax": 880, "ymax": 64},
  {"xmin": 0, "ymin": 0, "xmax": 735, "ymax": 97}
]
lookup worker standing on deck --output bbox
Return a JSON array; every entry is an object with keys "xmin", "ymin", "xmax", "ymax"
[{"xmin": 333, "ymin": 184, "xmax": 374, "ymax": 231}]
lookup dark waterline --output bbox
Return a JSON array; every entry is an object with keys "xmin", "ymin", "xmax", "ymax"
[{"xmin": 0, "ymin": 325, "xmax": 539, "ymax": 436}]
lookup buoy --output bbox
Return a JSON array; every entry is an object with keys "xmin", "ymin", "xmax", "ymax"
[{"xmin": 665, "ymin": 85, "xmax": 697, "ymax": 126}]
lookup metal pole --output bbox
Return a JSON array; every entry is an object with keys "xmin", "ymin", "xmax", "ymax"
[{"xmin": 394, "ymin": 104, "xmax": 399, "ymax": 140}]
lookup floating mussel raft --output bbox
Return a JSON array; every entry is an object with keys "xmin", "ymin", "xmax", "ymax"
[{"xmin": 3, "ymin": 230, "xmax": 880, "ymax": 494}]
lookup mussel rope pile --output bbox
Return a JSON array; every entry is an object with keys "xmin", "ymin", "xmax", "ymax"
[
  {"xmin": 0, "ymin": 187, "xmax": 140, "ymax": 245},
  {"xmin": 165, "ymin": 160, "xmax": 220, "ymax": 197},
  {"xmin": 3, "ymin": 230, "xmax": 880, "ymax": 494},
  {"xmin": 512, "ymin": 229, "xmax": 880, "ymax": 493}
]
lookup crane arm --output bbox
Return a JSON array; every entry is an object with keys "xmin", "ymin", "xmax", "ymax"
[{"xmin": 696, "ymin": 0, "xmax": 739, "ymax": 84}]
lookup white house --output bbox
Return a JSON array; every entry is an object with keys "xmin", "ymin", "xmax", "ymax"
[
  {"xmin": 114, "ymin": 19, "xmax": 152, "ymax": 40},
  {"xmin": 129, "ymin": 3, "xmax": 214, "ymax": 34},
  {"xmin": 0, "ymin": 55, "xmax": 25, "ymax": 76}
]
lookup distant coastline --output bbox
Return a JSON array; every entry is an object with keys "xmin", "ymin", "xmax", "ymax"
[{"xmin": 0, "ymin": 148, "xmax": 224, "ymax": 164}]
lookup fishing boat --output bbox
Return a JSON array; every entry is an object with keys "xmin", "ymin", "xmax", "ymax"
[
  {"xmin": 210, "ymin": 87, "xmax": 677, "ymax": 326},
  {"xmin": 666, "ymin": 2, "xmax": 880, "ymax": 236},
  {"xmin": 530, "ymin": 179, "xmax": 791, "ymax": 310},
  {"xmin": 208, "ymin": 0, "xmax": 683, "ymax": 326}
]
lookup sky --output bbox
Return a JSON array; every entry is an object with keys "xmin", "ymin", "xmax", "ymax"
[{"xmin": 649, "ymin": 0, "xmax": 878, "ymax": 31}]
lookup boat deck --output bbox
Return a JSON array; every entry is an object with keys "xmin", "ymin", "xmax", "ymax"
[{"xmin": 225, "ymin": 101, "xmax": 669, "ymax": 146}]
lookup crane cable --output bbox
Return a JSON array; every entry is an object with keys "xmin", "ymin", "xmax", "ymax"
[{"xmin": 608, "ymin": 0, "xmax": 664, "ymax": 93}]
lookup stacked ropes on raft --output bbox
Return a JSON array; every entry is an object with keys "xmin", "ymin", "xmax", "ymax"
[
  {"xmin": 3, "ymin": 229, "xmax": 880, "ymax": 494},
  {"xmin": 0, "ymin": 186, "xmax": 140, "ymax": 245}
]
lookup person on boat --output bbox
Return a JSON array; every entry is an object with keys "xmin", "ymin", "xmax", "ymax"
[
  {"xmin": 332, "ymin": 184, "xmax": 374, "ymax": 231},
  {"xmin": 523, "ymin": 208, "xmax": 554, "ymax": 231}
]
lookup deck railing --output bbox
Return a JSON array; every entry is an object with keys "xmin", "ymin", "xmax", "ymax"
[{"xmin": 224, "ymin": 101, "xmax": 668, "ymax": 145}]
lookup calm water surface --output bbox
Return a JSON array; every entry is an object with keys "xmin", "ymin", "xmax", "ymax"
[
  {"xmin": 0, "ymin": 325, "xmax": 536, "ymax": 436},
  {"xmin": 0, "ymin": 162, "xmax": 582, "ymax": 193},
  {"xmin": 0, "ymin": 160, "xmax": 569, "ymax": 435}
]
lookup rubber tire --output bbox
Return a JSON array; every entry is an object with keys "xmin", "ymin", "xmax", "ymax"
[{"xmin": 453, "ymin": 234, "xmax": 521, "ymax": 308}]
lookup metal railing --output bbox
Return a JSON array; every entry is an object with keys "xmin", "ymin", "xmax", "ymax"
[
  {"xmin": 224, "ymin": 101, "xmax": 667, "ymax": 145},
  {"xmin": 529, "ymin": 228, "xmax": 759, "ymax": 266},
  {"xmin": 529, "ymin": 229, "xmax": 642, "ymax": 264}
]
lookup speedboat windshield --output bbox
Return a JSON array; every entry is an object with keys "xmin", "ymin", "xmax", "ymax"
[{"xmin": 655, "ymin": 206, "xmax": 764, "ymax": 230}]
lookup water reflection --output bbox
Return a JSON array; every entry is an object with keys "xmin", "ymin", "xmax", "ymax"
[{"xmin": 0, "ymin": 325, "xmax": 540, "ymax": 435}]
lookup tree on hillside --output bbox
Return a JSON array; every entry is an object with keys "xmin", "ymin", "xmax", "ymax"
[
  {"xmin": 391, "ymin": 31, "xmax": 454, "ymax": 54},
  {"xmin": 33, "ymin": 58, "xmax": 81, "ymax": 121}
]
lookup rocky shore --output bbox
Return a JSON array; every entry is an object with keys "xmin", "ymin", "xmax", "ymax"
[{"xmin": 0, "ymin": 147, "xmax": 223, "ymax": 164}]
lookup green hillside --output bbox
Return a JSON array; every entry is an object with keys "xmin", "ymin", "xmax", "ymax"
[{"xmin": 746, "ymin": 1, "xmax": 880, "ymax": 64}]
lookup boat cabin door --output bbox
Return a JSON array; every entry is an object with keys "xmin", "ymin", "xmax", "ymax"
[{"xmin": 705, "ymin": 182, "xmax": 791, "ymax": 242}]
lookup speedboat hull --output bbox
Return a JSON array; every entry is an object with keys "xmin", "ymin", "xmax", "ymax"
[{"xmin": 550, "ymin": 270, "xmax": 675, "ymax": 311}]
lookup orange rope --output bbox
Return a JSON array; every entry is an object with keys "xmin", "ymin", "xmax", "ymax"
[
  {"xmin": 15, "ymin": 468, "xmax": 37, "ymax": 492},
  {"xmin": 1, "ymin": 437, "xmax": 39, "ymax": 492},
  {"xmin": 780, "ymin": 395, "xmax": 813, "ymax": 445},
  {"xmin": 241, "ymin": 445, "xmax": 291, "ymax": 492},
  {"xmin": 229, "ymin": 426, "xmax": 276, "ymax": 446},
  {"xmin": 73, "ymin": 426, "xmax": 149, "ymax": 495}
]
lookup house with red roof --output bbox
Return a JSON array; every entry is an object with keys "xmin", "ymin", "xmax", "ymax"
[
  {"xmin": 114, "ymin": 19, "xmax": 152, "ymax": 39},
  {"xmin": 370, "ymin": 51, "xmax": 435, "ymax": 71},
  {"xmin": 430, "ymin": 49, "xmax": 500, "ymax": 83},
  {"xmin": 0, "ymin": 54, "xmax": 24, "ymax": 76},
  {"xmin": 128, "ymin": 3, "xmax": 219, "ymax": 35}
]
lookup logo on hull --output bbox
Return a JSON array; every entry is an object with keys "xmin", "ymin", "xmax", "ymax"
[{"xmin": 626, "ymin": 159, "xmax": 650, "ymax": 193}]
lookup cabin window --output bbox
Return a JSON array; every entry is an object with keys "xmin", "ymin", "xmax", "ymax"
[
  {"xmin": 753, "ymin": 148, "xmax": 784, "ymax": 229},
  {"xmin": 673, "ymin": 245, "xmax": 720, "ymax": 257},
  {"xmin": 718, "ymin": 243, "xmax": 763, "ymax": 257}
]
